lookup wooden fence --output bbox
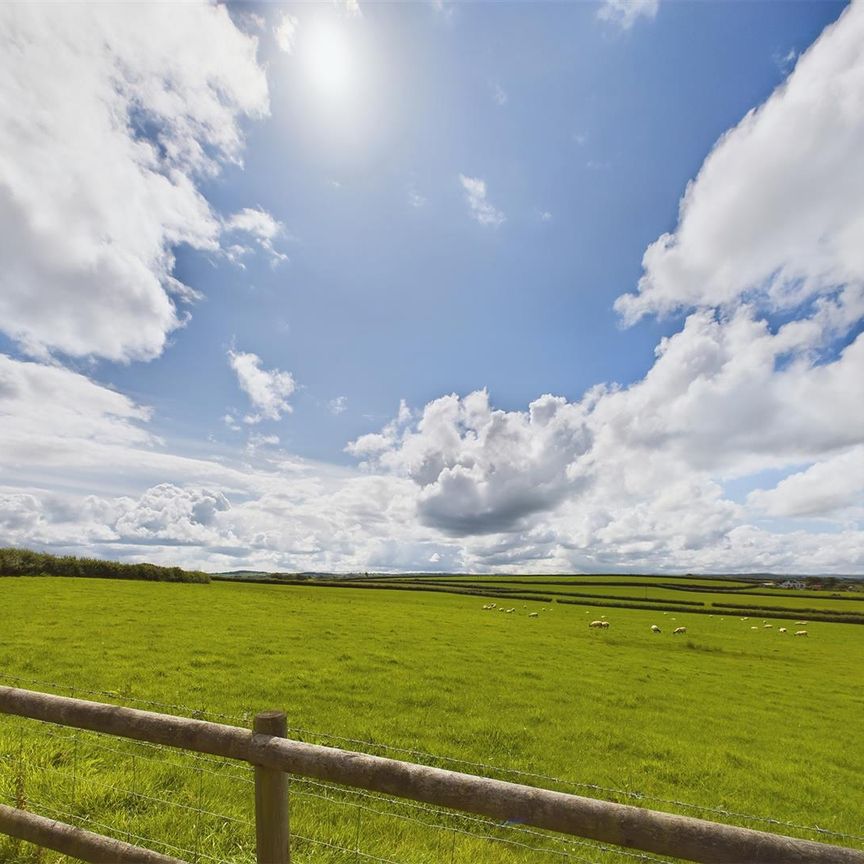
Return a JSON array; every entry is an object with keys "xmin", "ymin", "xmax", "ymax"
[{"xmin": 1, "ymin": 685, "xmax": 862, "ymax": 864}]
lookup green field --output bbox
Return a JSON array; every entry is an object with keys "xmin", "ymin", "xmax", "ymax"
[
  {"xmin": 1, "ymin": 576, "xmax": 863, "ymax": 863},
  {"xmin": 317, "ymin": 574, "xmax": 864, "ymax": 623}
]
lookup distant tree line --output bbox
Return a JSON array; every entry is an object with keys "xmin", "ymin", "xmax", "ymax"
[{"xmin": 0, "ymin": 548, "xmax": 210, "ymax": 584}]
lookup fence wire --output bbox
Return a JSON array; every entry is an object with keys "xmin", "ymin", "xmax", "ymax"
[
  {"xmin": 0, "ymin": 713, "xmax": 686, "ymax": 864},
  {"xmin": 1, "ymin": 672, "xmax": 862, "ymax": 861}
]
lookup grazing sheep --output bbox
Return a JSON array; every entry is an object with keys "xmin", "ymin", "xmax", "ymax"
[
  {"xmin": 742, "ymin": 617, "xmax": 749, "ymax": 621},
  {"xmin": 779, "ymin": 627, "xmax": 787, "ymax": 633},
  {"xmin": 751, "ymin": 626, "xmax": 758, "ymax": 630},
  {"xmin": 673, "ymin": 626, "xmax": 687, "ymax": 635},
  {"xmin": 528, "ymin": 612, "xmax": 539, "ymax": 618},
  {"xmin": 589, "ymin": 620, "xmax": 604, "ymax": 628},
  {"xmin": 795, "ymin": 621, "xmax": 808, "ymax": 625},
  {"xmin": 795, "ymin": 630, "xmax": 808, "ymax": 637},
  {"xmin": 601, "ymin": 621, "xmax": 610, "ymax": 629},
  {"xmin": 650, "ymin": 625, "xmax": 661, "ymax": 633},
  {"xmin": 763, "ymin": 624, "xmax": 773, "ymax": 628}
]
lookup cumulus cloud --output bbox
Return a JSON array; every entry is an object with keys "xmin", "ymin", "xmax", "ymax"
[
  {"xmin": 590, "ymin": 310, "xmax": 864, "ymax": 476},
  {"xmin": 0, "ymin": 3, "xmax": 268, "ymax": 362},
  {"xmin": 459, "ymin": 175, "xmax": 505, "ymax": 227},
  {"xmin": 348, "ymin": 390, "xmax": 592, "ymax": 535},
  {"xmin": 1, "ymin": 2, "xmax": 862, "ymax": 576},
  {"xmin": 228, "ymin": 350, "xmax": 296, "ymax": 424},
  {"xmin": 1, "ymin": 349, "xmax": 860, "ymax": 574},
  {"xmin": 112, "ymin": 484, "xmax": 231, "ymax": 545},
  {"xmin": 615, "ymin": 2, "xmax": 864, "ymax": 325},
  {"xmin": 597, "ymin": 0, "xmax": 659, "ymax": 30}
]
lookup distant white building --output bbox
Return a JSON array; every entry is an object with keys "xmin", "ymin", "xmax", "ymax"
[{"xmin": 779, "ymin": 579, "xmax": 806, "ymax": 590}]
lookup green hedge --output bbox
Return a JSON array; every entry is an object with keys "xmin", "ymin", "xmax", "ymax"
[{"xmin": 0, "ymin": 548, "xmax": 209, "ymax": 583}]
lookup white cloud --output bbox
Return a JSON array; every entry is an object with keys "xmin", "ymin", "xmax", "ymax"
[
  {"xmin": 228, "ymin": 350, "xmax": 297, "ymax": 424},
  {"xmin": 459, "ymin": 175, "xmax": 505, "ymax": 227},
  {"xmin": 748, "ymin": 447, "xmax": 864, "ymax": 519},
  {"xmin": 344, "ymin": 0, "xmax": 362, "ymax": 18},
  {"xmin": 1, "ymin": 2, "xmax": 862, "ymax": 576},
  {"xmin": 616, "ymin": 2, "xmax": 864, "ymax": 325},
  {"xmin": 329, "ymin": 396, "xmax": 348, "ymax": 415},
  {"xmin": 224, "ymin": 207, "xmax": 288, "ymax": 266},
  {"xmin": 0, "ymin": 3, "xmax": 268, "ymax": 362},
  {"xmin": 113, "ymin": 484, "xmax": 231, "ymax": 545},
  {"xmin": 589, "ymin": 310, "xmax": 864, "ymax": 477},
  {"xmin": 349, "ymin": 390, "xmax": 592, "ymax": 535},
  {"xmin": 597, "ymin": 0, "xmax": 659, "ymax": 30},
  {"xmin": 0, "ymin": 354, "xmax": 267, "ymax": 497},
  {"xmin": 1, "ymin": 349, "xmax": 860, "ymax": 574},
  {"xmin": 492, "ymin": 83, "xmax": 508, "ymax": 106},
  {"xmin": 539, "ymin": 210, "xmax": 553, "ymax": 222},
  {"xmin": 274, "ymin": 12, "xmax": 299, "ymax": 53}
]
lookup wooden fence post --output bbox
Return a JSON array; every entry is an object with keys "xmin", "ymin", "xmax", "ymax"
[{"xmin": 253, "ymin": 711, "xmax": 289, "ymax": 864}]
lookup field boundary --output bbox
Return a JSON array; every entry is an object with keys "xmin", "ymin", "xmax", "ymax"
[
  {"xmin": 228, "ymin": 577, "xmax": 864, "ymax": 623},
  {"xmin": 2, "ymin": 686, "xmax": 864, "ymax": 864}
]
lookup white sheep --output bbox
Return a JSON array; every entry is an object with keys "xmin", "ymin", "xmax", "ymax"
[
  {"xmin": 778, "ymin": 627, "xmax": 787, "ymax": 633},
  {"xmin": 673, "ymin": 626, "xmax": 687, "ymax": 635},
  {"xmin": 528, "ymin": 612, "xmax": 539, "ymax": 618},
  {"xmin": 650, "ymin": 625, "xmax": 661, "ymax": 633},
  {"xmin": 795, "ymin": 630, "xmax": 808, "ymax": 637}
]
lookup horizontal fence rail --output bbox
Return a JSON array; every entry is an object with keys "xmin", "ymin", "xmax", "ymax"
[
  {"xmin": 0, "ymin": 803, "xmax": 185, "ymax": 864},
  {"xmin": 1, "ymin": 685, "xmax": 863, "ymax": 864}
]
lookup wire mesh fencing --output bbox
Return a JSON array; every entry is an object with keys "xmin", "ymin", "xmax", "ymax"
[
  {"xmin": 0, "ymin": 673, "xmax": 862, "ymax": 864},
  {"xmin": 0, "ymin": 709, "xmax": 686, "ymax": 864}
]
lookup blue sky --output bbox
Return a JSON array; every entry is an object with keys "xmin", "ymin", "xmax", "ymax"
[
  {"xmin": 100, "ymin": 0, "xmax": 841, "ymax": 461},
  {"xmin": 0, "ymin": 0, "xmax": 862, "ymax": 573}
]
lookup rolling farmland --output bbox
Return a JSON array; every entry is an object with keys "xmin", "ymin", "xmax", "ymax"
[{"xmin": 1, "ymin": 575, "xmax": 863, "ymax": 862}]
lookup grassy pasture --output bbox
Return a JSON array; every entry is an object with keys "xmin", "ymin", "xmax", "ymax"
[
  {"xmin": 331, "ymin": 575, "xmax": 864, "ymax": 622},
  {"xmin": 0, "ymin": 577, "xmax": 863, "ymax": 863}
]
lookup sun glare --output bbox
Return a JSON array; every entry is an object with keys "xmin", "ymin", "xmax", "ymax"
[{"xmin": 303, "ymin": 19, "xmax": 354, "ymax": 100}]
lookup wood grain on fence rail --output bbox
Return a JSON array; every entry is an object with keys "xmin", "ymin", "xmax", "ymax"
[
  {"xmin": 0, "ymin": 803, "xmax": 186, "ymax": 864},
  {"xmin": 1, "ymin": 686, "xmax": 863, "ymax": 864}
]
